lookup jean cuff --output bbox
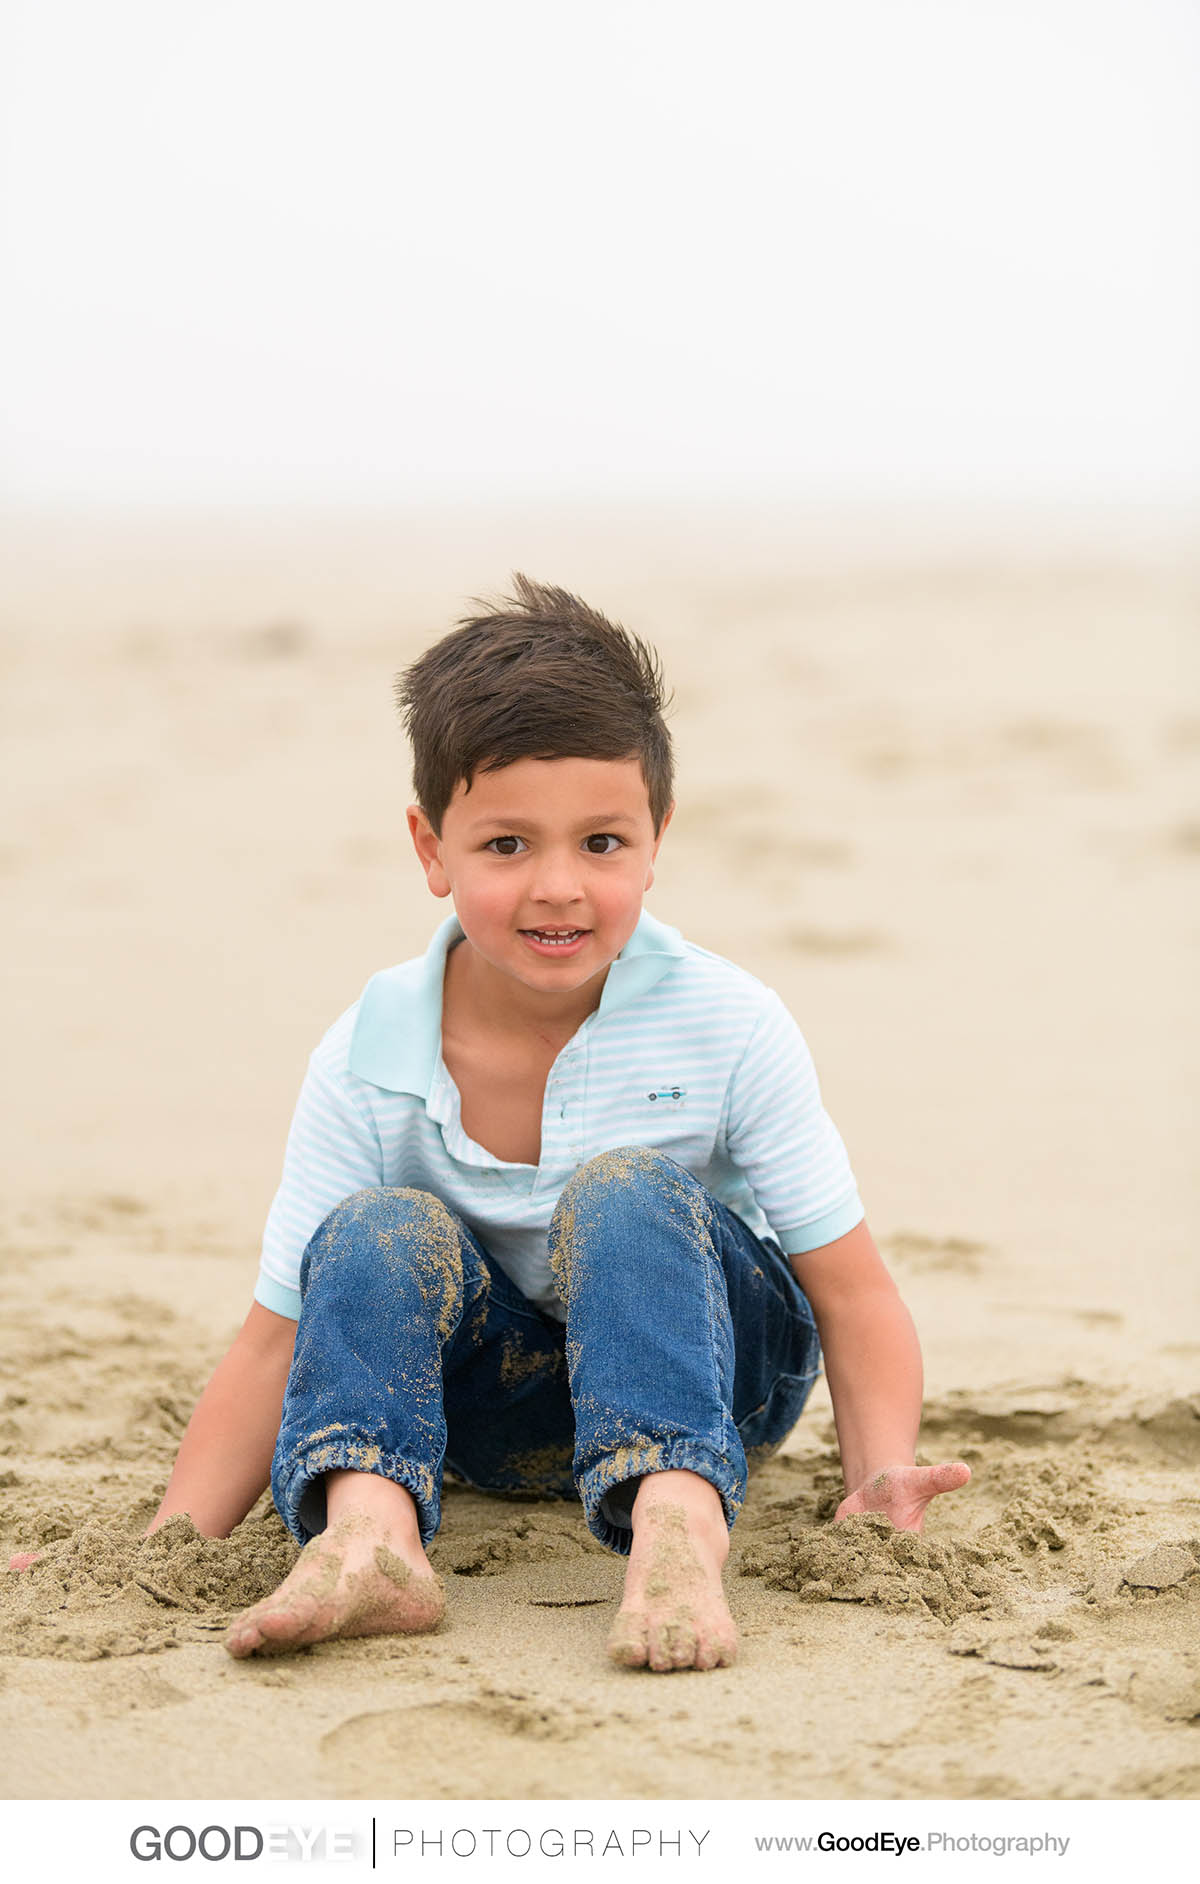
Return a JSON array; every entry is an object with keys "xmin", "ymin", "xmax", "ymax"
[
  {"xmin": 577, "ymin": 1438, "xmax": 747, "ymax": 1556},
  {"xmin": 272, "ymin": 1434, "xmax": 441, "ymax": 1549}
]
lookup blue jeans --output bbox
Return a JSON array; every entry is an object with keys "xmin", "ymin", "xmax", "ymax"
[{"xmin": 271, "ymin": 1147, "xmax": 822, "ymax": 1555}]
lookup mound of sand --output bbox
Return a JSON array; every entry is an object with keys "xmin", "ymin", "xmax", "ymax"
[{"xmin": 739, "ymin": 1509, "xmax": 1009, "ymax": 1619}]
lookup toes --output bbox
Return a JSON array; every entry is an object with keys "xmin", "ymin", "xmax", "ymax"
[
  {"xmin": 607, "ymin": 1612, "xmax": 650, "ymax": 1668},
  {"xmin": 224, "ymin": 1592, "xmax": 320, "ymax": 1658},
  {"xmin": 713, "ymin": 1629, "xmax": 738, "ymax": 1668},
  {"xmin": 655, "ymin": 1621, "xmax": 699, "ymax": 1672},
  {"xmin": 677, "ymin": 1610, "xmax": 739, "ymax": 1671},
  {"xmin": 610, "ymin": 1583, "xmax": 738, "ymax": 1673},
  {"xmin": 224, "ymin": 1615, "xmax": 267, "ymax": 1660},
  {"xmin": 694, "ymin": 1635, "xmax": 726, "ymax": 1672}
]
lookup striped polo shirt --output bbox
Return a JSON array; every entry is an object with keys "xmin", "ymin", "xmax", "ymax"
[{"xmin": 255, "ymin": 910, "xmax": 864, "ymax": 1322}]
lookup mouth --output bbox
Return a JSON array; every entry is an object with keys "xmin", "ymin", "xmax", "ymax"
[{"xmin": 519, "ymin": 927, "xmax": 590, "ymax": 953}]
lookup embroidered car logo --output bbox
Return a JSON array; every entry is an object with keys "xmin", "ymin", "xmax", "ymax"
[{"xmin": 647, "ymin": 1088, "xmax": 686, "ymax": 1103}]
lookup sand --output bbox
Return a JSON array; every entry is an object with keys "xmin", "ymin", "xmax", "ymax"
[{"xmin": 1, "ymin": 507, "xmax": 1197, "ymax": 1799}]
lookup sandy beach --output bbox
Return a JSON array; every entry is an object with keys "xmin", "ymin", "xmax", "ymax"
[{"xmin": 1, "ymin": 508, "xmax": 1197, "ymax": 1799}]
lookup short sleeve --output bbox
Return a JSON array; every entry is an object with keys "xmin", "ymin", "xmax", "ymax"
[
  {"xmin": 255, "ymin": 1055, "xmax": 385, "ymax": 1320},
  {"xmin": 723, "ymin": 989, "xmax": 863, "ymax": 1253}
]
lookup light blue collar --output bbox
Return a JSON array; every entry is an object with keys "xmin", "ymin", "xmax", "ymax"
[{"xmin": 348, "ymin": 908, "xmax": 687, "ymax": 1096}]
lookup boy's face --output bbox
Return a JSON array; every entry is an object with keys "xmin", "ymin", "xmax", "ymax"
[{"xmin": 407, "ymin": 756, "xmax": 672, "ymax": 1002}]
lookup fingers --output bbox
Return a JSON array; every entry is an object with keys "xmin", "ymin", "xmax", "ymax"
[
  {"xmin": 922, "ymin": 1461, "xmax": 971, "ymax": 1495},
  {"xmin": 834, "ymin": 1461, "xmax": 971, "ymax": 1525},
  {"xmin": 8, "ymin": 1550, "xmax": 43, "ymax": 1572}
]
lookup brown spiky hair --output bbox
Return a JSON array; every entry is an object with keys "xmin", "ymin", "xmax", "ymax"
[{"xmin": 395, "ymin": 573, "xmax": 674, "ymax": 835}]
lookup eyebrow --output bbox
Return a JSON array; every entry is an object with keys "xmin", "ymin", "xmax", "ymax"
[{"xmin": 466, "ymin": 812, "xmax": 642, "ymax": 833}]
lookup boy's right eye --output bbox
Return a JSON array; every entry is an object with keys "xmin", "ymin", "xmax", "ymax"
[{"xmin": 485, "ymin": 835, "xmax": 528, "ymax": 856}]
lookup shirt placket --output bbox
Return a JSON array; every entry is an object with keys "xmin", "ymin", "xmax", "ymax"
[{"xmin": 536, "ymin": 1035, "xmax": 587, "ymax": 1194}]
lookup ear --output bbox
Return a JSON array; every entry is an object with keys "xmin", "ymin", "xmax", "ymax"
[
  {"xmin": 645, "ymin": 801, "xmax": 675, "ymax": 890},
  {"xmin": 406, "ymin": 805, "xmax": 452, "ymax": 898}
]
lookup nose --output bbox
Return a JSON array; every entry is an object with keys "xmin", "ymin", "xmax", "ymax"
[{"xmin": 528, "ymin": 844, "xmax": 586, "ymax": 910}]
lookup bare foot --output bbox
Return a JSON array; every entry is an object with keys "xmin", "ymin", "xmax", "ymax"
[
  {"xmin": 224, "ymin": 1473, "xmax": 444, "ymax": 1659},
  {"xmin": 607, "ymin": 1469, "xmax": 737, "ymax": 1672}
]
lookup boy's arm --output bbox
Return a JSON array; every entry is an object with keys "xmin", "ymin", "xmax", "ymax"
[
  {"xmin": 789, "ymin": 1219, "xmax": 969, "ymax": 1531},
  {"xmin": 146, "ymin": 1301, "xmax": 298, "ymax": 1538}
]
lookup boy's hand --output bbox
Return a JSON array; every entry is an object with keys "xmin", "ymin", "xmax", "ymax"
[
  {"xmin": 8, "ymin": 1551, "xmax": 44, "ymax": 1572},
  {"xmin": 834, "ymin": 1461, "xmax": 970, "ymax": 1533}
]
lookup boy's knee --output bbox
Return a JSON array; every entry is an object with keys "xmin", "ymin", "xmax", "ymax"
[
  {"xmin": 549, "ymin": 1147, "xmax": 697, "ymax": 1301},
  {"xmin": 302, "ymin": 1187, "xmax": 464, "ymax": 1320},
  {"xmin": 562, "ymin": 1145, "xmax": 680, "ymax": 1198}
]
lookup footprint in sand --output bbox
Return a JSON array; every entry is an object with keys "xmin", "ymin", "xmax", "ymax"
[
  {"xmin": 999, "ymin": 719, "xmax": 1127, "ymax": 789},
  {"xmin": 782, "ymin": 926, "xmax": 888, "ymax": 958},
  {"xmin": 917, "ymin": 1383, "xmax": 1094, "ymax": 1446},
  {"xmin": 103, "ymin": 1668, "xmax": 190, "ymax": 1713},
  {"xmin": 320, "ymin": 1694, "xmax": 595, "ymax": 1797},
  {"xmin": 1167, "ymin": 819, "xmax": 1200, "ymax": 856},
  {"xmin": 105, "ymin": 1292, "xmax": 177, "ymax": 1328},
  {"xmin": 884, "ymin": 1232, "xmax": 988, "ymax": 1276},
  {"xmin": 920, "ymin": 1384, "xmax": 1200, "ymax": 1469},
  {"xmin": 1113, "ymin": 1397, "xmax": 1200, "ymax": 1465},
  {"xmin": 1161, "ymin": 716, "xmax": 1200, "ymax": 755},
  {"xmin": 1105, "ymin": 1652, "xmax": 1200, "ymax": 1725},
  {"xmin": 733, "ymin": 831, "xmax": 853, "ymax": 871}
]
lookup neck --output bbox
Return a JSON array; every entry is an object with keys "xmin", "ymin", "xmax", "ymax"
[{"xmin": 444, "ymin": 938, "xmax": 610, "ymax": 1046}]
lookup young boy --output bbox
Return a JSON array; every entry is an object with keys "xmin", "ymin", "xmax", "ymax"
[{"xmin": 139, "ymin": 575, "xmax": 968, "ymax": 1673}]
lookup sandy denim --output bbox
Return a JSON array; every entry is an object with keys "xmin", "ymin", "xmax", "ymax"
[{"xmin": 271, "ymin": 1148, "xmax": 822, "ymax": 1554}]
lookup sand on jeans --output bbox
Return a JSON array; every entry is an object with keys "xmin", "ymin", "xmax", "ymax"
[{"xmin": 0, "ymin": 508, "xmax": 1197, "ymax": 1799}]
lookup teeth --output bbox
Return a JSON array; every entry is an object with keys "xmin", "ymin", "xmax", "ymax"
[{"xmin": 526, "ymin": 929, "xmax": 583, "ymax": 945}]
